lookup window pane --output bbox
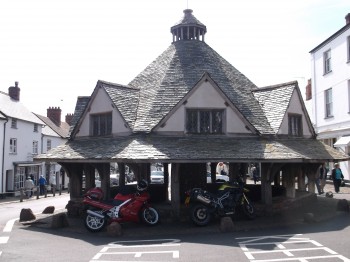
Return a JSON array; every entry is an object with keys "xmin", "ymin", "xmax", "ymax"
[
  {"xmin": 200, "ymin": 111, "xmax": 210, "ymax": 133},
  {"xmin": 212, "ymin": 111, "xmax": 223, "ymax": 134},
  {"xmin": 186, "ymin": 110, "xmax": 198, "ymax": 133}
]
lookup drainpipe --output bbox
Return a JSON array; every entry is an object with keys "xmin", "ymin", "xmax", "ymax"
[
  {"xmin": 312, "ymin": 52, "xmax": 318, "ymax": 135},
  {"xmin": 1, "ymin": 112, "xmax": 9, "ymax": 194}
]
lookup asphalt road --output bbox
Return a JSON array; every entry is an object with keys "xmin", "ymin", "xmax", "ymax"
[{"xmin": 2, "ymin": 212, "xmax": 350, "ymax": 261}]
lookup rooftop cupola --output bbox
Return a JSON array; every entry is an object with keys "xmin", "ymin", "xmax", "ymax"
[{"xmin": 171, "ymin": 9, "xmax": 207, "ymax": 42}]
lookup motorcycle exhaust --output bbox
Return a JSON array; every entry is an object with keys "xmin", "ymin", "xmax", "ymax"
[
  {"xmin": 196, "ymin": 195, "xmax": 211, "ymax": 205},
  {"xmin": 87, "ymin": 210, "xmax": 105, "ymax": 219}
]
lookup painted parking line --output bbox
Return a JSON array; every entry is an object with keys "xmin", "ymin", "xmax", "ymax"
[
  {"xmin": 91, "ymin": 239, "xmax": 181, "ymax": 261},
  {"xmin": 236, "ymin": 234, "xmax": 349, "ymax": 262}
]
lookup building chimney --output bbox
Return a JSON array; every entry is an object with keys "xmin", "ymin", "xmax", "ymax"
[
  {"xmin": 47, "ymin": 107, "xmax": 62, "ymax": 126},
  {"xmin": 305, "ymin": 79, "xmax": 312, "ymax": 101},
  {"xmin": 65, "ymin": 113, "xmax": 73, "ymax": 126},
  {"xmin": 8, "ymin": 81, "xmax": 20, "ymax": 101},
  {"xmin": 346, "ymin": 13, "xmax": 350, "ymax": 25}
]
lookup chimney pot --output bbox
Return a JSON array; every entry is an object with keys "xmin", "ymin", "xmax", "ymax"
[{"xmin": 346, "ymin": 13, "xmax": 350, "ymax": 25}]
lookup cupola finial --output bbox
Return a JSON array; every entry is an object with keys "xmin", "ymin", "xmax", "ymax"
[{"xmin": 170, "ymin": 9, "xmax": 207, "ymax": 42}]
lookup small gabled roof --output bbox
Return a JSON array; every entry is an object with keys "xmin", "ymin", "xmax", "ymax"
[
  {"xmin": 35, "ymin": 114, "xmax": 70, "ymax": 138},
  {"xmin": 253, "ymin": 82, "xmax": 296, "ymax": 134},
  {"xmin": 70, "ymin": 81, "xmax": 140, "ymax": 138},
  {"xmin": 101, "ymin": 81, "xmax": 140, "ymax": 130},
  {"xmin": 253, "ymin": 81, "xmax": 315, "ymax": 136},
  {"xmin": 128, "ymin": 40, "xmax": 273, "ymax": 134},
  {"xmin": 0, "ymin": 91, "xmax": 43, "ymax": 125}
]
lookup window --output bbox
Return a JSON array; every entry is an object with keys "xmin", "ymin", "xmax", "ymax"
[
  {"xmin": 11, "ymin": 118, "xmax": 17, "ymax": 129},
  {"xmin": 33, "ymin": 123, "xmax": 38, "ymax": 132},
  {"xmin": 186, "ymin": 109, "xmax": 224, "ymax": 134},
  {"xmin": 10, "ymin": 138, "xmax": 17, "ymax": 154},
  {"xmin": 32, "ymin": 141, "xmax": 38, "ymax": 155},
  {"xmin": 325, "ymin": 88, "xmax": 333, "ymax": 117},
  {"xmin": 47, "ymin": 139, "xmax": 52, "ymax": 151},
  {"xmin": 288, "ymin": 114, "xmax": 302, "ymax": 137},
  {"xmin": 323, "ymin": 49, "xmax": 332, "ymax": 74},
  {"xmin": 91, "ymin": 113, "xmax": 112, "ymax": 136}
]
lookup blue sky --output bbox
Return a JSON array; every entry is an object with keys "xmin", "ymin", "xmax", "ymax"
[{"xmin": 0, "ymin": 0, "xmax": 349, "ymax": 118}]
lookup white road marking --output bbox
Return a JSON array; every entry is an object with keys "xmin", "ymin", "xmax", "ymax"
[
  {"xmin": 92, "ymin": 239, "xmax": 181, "ymax": 261},
  {"xmin": 0, "ymin": 237, "xmax": 9, "ymax": 244},
  {"xmin": 237, "ymin": 234, "xmax": 350, "ymax": 262},
  {"xmin": 3, "ymin": 218, "xmax": 18, "ymax": 233}
]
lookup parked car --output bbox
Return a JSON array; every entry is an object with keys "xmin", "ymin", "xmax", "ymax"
[
  {"xmin": 206, "ymin": 172, "xmax": 229, "ymax": 183},
  {"xmin": 151, "ymin": 171, "xmax": 164, "ymax": 184}
]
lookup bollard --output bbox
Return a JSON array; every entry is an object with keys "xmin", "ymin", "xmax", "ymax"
[
  {"xmin": 59, "ymin": 184, "xmax": 62, "ymax": 195},
  {"xmin": 44, "ymin": 185, "xmax": 47, "ymax": 198},
  {"xmin": 53, "ymin": 186, "xmax": 56, "ymax": 197},
  {"xmin": 20, "ymin": 188, "xmax": 24, "ymax": 202},
  {"xmin": 36, "ymin": 186, "xmax": 39, "ymax": 199}
]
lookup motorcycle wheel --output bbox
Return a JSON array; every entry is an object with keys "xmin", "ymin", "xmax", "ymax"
[
  {"xmin": 140, "ymin": 207, "xmax": 160, "ymax": 226},
  {"xmin": 84, "ymin": 210, "xmax": 107, "ymax": 232},
  {"xmin": 190, "ymin": 204, "xmax": 211, "ymax": 226},
  {"xmin": 242, "ymin": 200, "xmax": 256, "ymax": 219}
]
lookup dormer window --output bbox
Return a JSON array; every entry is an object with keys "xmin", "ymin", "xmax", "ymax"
[
  {"xmin": 288, "ymin": 114, "xmax": 302, "ymax": 137},
  {"xmin": 91, "ymin": 112, "xmax": 112, "ymax": 136},
  {"xmin": 186, "ymin": 109, "xmax": 224, "ymax": 134}
]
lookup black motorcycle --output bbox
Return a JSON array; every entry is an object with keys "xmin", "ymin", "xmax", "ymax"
[{"xmin": 185, "ymin": 182, "xmax": 255, "ymax": 226}]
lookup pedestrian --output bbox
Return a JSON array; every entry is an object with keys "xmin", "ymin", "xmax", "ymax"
[
  {"xmin": 319, "ymin": 163, "xmax": 328, "ymax": 194},
  {"xmin": 331, "ymin": 163, "xmax": 344, "ymax": 193},
  {"xmin": 50, "ymin": 174, "xmax": 57, "ymax": 193},
  {"xmin": 24, "ymin": 176, "xmax": 34, "ymax": 198},
  {"xmin": 251, "ymin": 165, "xmax": 258, "ymax": 184},
  {"xmin": 315, "ymin": 167, "xmax": 322, "ymax": 195},
  {"xmin": 38, "ymin": 175, "xmax": 47, "ymax": 195}
]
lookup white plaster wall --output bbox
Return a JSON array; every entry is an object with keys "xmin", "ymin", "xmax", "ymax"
[
  {"xmin": 77, "ymin": 89, "xmax": 130, "ymax": 137},
  {"xmin": 158, "ymin": 81, "xmax": 250, "ymax": 134},
  {"xmin": 278, "ymin": 90, "xmax": 312, "ymax": 136},
  {"xmin": 311, "ymin": 28, "xmax": 350, "ymax": 135},
  {"xmin": 310, "ymin": 27, "xmax": 350, "ymax": 180}
]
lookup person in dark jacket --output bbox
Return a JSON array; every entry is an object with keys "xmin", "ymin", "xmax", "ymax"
[
  {"xmin": 331, "ymin": 163, "xmax": 344, "ymax": 193},
  {"xmin": 38, "ymin": 175, "xmax": 47, "ymax": 195}
]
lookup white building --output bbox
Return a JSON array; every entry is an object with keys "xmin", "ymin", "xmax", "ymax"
[
  {"xmin": 0, "ymin": 82, "xmax": 43, "ymax": 195},
  {"xmin": 309, "ymin": 13, "xmax": 350, "ymax": 179},
  {"xmin": 34, "ymin": 107, "xmax": 71, "ymax": 190}
]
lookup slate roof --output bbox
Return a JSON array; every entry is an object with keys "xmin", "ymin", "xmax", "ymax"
[
  {"xmin": 171, "ymin": 9, "xmax": 206, "ymax": 31},
  {"xmin": 36, "ymin": 135, "xmax": 348, "ymax": 163},
  {"xmin": 34, "ymin": 9, "xmax": 349, "ymax": 163},
  {"xmin": 0, "ymin": 91, "xmax": 43, "ymax": 125},
  {"xmin": 253, "ymin": 82, "xmax": 296, "ymax": 133},
  {"xmin": 68, "ymin": 96, "xmax": 90, "ymax": 136},
  {"xmin": 34, "ymin": 114, "xmax": 70, "ymax": 138},
  {"xmin": 128, "ymin": 40, "xmax": 273, "ymax": 134}
]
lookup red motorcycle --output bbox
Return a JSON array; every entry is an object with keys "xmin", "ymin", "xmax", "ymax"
[{"xmin": 83, "ymin": 179, "xmax": 160, "ymax": 232}]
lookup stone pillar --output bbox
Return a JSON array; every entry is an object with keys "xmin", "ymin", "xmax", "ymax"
[
  {"xmin": 84, "ymin": 164, "xmax": 95, "ymax": 191},
  {"xmin": 260, "ymin": 163, "xmax": 272, "ymax": 206},
  {"xmin": 171, "ymin": 163, "xmax": 180, "ymax": 220},
  {"xmin": 94, "ymin": 163, "xmax": 110, "ymax": 200},
  {"xmin": 284, "ymin": 166, "xmax": 296, "ymax": 198},
  {"xmin": 118, "ymin": 163, "xmax": 126, "ymax": 187},
  {"xmin": 164, "ymin": 163, "xmax": 169, "ymax": 201}
]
